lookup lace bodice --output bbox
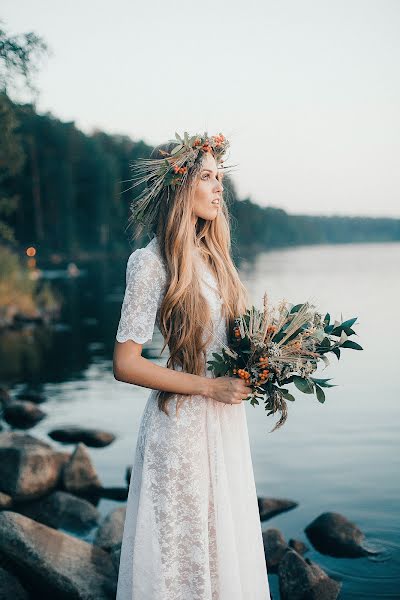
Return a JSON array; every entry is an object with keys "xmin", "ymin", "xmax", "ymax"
[{"xmin": 115, "ymin": 236, "xmax": 227, "ymax": 374}]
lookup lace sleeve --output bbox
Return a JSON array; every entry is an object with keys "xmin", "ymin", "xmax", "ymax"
[{"xmin": 115, "ymin": 247, "xmax": 167, "ymax": 345}]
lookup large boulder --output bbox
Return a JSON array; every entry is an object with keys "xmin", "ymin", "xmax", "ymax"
[
  {"xmin": 0, "ymin": 491, "xmax": 13, "ymax": 509},
  {"xmin": 3, "ymin": 400, "xmax": 46, "ymax": 428},
  {"xmin": 305, "ymin": 512, "xmax": 369, "ymax": 557},
  {"xmin": 94, "ymin": 506, "xmax": 126, "ymax": 552},
  {"xmin": 262, "ymin": 528, "xmax": 289, "ymax": 572},
  {"xmin": 15, "ymin": 490, "xmax": 100, "ymax": 534},
  {"xmin": 258, "ymin": 496, "xmax": 298, "ymax": 521},
  {"xmin": 61, "ymin": 443, "xmax": 102, "ymax": 495},
  {"xmin": 49, "ymin": 427, "xmax": 115, "ymax": 448},
  {"xmin": 278, "ymin": 549, "xmax": 341, "ymax": 600},
  {"xmin": 0, "ymin": 511, "xmax": 117, "ymax": 599},
  {"xmin": 0, "ymin": 566, "xmax": 29, "ymax": 600},
  {"xmin": 0, "ymin": 432, "xmax": 69, "ymax": 501}
]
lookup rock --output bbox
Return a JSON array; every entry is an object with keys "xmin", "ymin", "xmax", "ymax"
[
  {"xmin": 110, "ymin": 543, "xmax": 122, "ymax": 572},
  {"xmin": 15, "ymin": 490, "xmax": 100, "ymax": 534},
  {"xmin": 62, "ymin": 443, "xmax": 102, "ymax": 495},
  {"xmin": 0, "ymin": 386, "xmax": 11, "ymax": 405},
  {"xmin": 3, "ymin": 400, "xmax": 46, "ymax": 428},
  {"xmin": 0, "ymin": 511, "xmax": 116, "ymax": 599},
  {"xmin": 0, "ymin": 566, "xmax": 29, "ymax": 600},
  {"xmin": 16, "ymin": 390, "xmax": 46, "ymax": 404},
  {"xmin": 257, "ymin": 496, "xmax": 298, "ymax": 521},
  {"xmin": 0, "ymin": 491, "xmax": 13, "ymax": 509},
  {"xmin": 49, "ymin": 427, "xmax": 116, "ymax": 448},
  {"xmin": 262, "ymin": 528, "xmax": 289, "ymax": 572},
  {"xmin": 0, "ymin": 432, "xmax": 69, "ymax": 501},
  {"xmin": 126, "ymin": 464, "xmax": 132, "ymax": 485},
  {"xmin": 289, "ymin": 538, "xmax": 309, "ymax": 555},
  {"xmin": 305, "ymin": 512, "xmax": 369, "ymax": 557},
  {"xmin": 278, "ymin": 549, "xmax": 341, "ymax": 600},
  {"xmin": 97, "ymin": 486, "xmax": 128, "ymax": 501},
  {"xmin": 94, "ymin": 506, "xmax": 126, "ymax": 552}
]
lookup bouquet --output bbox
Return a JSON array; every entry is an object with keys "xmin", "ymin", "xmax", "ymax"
[{"xmin": 207, "ymin": 293, "xmax": 362, "ymax": 432}]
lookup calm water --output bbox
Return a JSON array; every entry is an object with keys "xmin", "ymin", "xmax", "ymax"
[{"xmin": 3, "ymin": 241, "xmax": 399, "ymax": 599}]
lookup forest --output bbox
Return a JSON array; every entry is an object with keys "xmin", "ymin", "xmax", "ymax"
[
  {"xmin": 2, "ymin": 94, "xmax": 399, "ymax": 261},
  {"xmin": 1, "ymin": 21, "xmax": 399, "ymax": 263}
]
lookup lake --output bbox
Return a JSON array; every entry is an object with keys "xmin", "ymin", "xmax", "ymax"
[{"xmin": 3, "ymin": 241, "xmax": 399, "ymax": 599}]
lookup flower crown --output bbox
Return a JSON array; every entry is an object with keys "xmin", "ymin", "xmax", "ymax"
[{"xmin": 128, "ymin": 130, "xmax": 232, "ymax": 237}]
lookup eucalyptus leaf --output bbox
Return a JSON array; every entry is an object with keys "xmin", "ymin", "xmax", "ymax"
[
  {"xmin": 293, "ymin": 375, "xmax": 314, "ymax": 394},
  {"xmin": 281, "ymin": 389, "xmax": 296, "ymax": 401},
  {"xmin": 320, "ymin": 355, "xmax": 330, "ymax": 368},
  {"xmin": 309, "ymin": 377, "xmax": 336, "ymax": 388},
  {"xmin": 341, "ymin": 317, "xmax": 357, "ymax": 328},
  {"xmin": 341, "ymin": 340, "xmax": 363, "ymax": 350},
  {"xmin": 315, "ymin": 385, "xmax": 326, "ymax": 403},
  {"xmin": 290, "ymin": 303, "xmax": 304, "ymax": 314}
]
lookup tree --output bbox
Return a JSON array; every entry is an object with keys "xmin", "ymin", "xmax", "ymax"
[{"xmin": 0, "ymin": 20, "xmax": 48, "ymax": 245}]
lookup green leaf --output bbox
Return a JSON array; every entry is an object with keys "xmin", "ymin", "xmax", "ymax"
[
  {"xmin": 324, "ymin": 324, "xmax": 335, "ymax": 334},
  {"xmin": 290, "ymin": 303, "xmax": 305, "ymax": 314},
  {"xmin": 343, "ymin": 327, "xmax": 356, "ymax": 336},
  {"xmin": 340, "ymin": 340, "xmax": 363, "ymax": 350},
  {"xmin": 309, "ymin": 376, "xmax": 336, "ymax": 388},
  {"xmin": 341, "ymin": 317, "xmax": 358, "ymax": 328},
  {"xmin": 281, "ymin": 389, "xmax": 296, "ymax": 401},
  {"xmin": 293, "ymin": 375, "xmax": 314, "ymax": 394},
  {"xmin": 315, "ymin": 385, "xmax": 326, "ymax": 403},
  {"xmin": 331, "ymin": 347, "xmax": 341, "ymax": 360}
]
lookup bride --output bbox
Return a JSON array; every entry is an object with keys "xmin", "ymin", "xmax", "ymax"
[{"xmin": 113, "ymin": 132, "xmax": 271, "ymax": 599}]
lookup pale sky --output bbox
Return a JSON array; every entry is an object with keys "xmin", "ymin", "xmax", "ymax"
[{"xmin": 3, "ymin": 0, "xmax": 400, "ymax": 217}]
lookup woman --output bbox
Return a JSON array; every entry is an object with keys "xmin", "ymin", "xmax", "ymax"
[{"xmin": 113, "ymin": 132, "xmax": 271, "ymax": 599}]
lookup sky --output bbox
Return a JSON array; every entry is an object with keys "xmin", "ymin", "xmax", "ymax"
[{"xmin": 2, "ymin": 0, "xmax": 400, "ymax": 218}]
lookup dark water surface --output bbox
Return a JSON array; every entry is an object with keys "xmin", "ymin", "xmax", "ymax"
[{"xmin": 2, "ymin": 241, "xmax": 399, "ymax": 599}]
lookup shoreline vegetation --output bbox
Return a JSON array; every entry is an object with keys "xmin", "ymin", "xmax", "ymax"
[{"xmin": 0, "ymin": 246, "xmax": 61, "ymax": 330}]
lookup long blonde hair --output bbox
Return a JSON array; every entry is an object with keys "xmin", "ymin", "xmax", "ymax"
[{"xmin": 131, "ymin": 142, "xmax": 249, "ymax": 417}]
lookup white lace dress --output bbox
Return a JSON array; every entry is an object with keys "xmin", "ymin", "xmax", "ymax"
[{"xmin": 115, "ymin": 236, "xmax": 271, "ymax": 600}]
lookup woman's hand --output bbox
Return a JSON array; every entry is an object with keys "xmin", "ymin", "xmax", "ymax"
[{"xmin": 206, "ymin": 376, "xmax": 252, "ymax": 405}]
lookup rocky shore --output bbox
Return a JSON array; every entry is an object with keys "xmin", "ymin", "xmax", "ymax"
[{"xmin": 0, "ymin": 385, "xmax": 375, "ymax": 599}]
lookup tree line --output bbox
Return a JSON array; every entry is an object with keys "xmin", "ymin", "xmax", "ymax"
[{"xmin": 1, "ymin": 21, "xmax": 399, "ymax": 262}]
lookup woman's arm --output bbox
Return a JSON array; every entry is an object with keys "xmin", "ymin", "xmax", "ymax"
[{"xmin": 113, "ymin": 340, "xmax": 211, "ymax": 397}]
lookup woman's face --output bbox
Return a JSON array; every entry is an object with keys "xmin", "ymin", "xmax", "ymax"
[{"xmin": 192, "ymin": 152, "xmax": 224, "ymax": 222}]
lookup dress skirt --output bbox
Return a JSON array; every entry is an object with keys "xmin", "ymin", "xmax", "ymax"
[{"xmin": 115, "ymin": 389, "xmax": 271, "ymax": 600}]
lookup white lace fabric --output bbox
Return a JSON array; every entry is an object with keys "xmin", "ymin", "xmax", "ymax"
[{"xmin": 115, "ymin": 236, "xmax": 271, "ymax": 599}]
